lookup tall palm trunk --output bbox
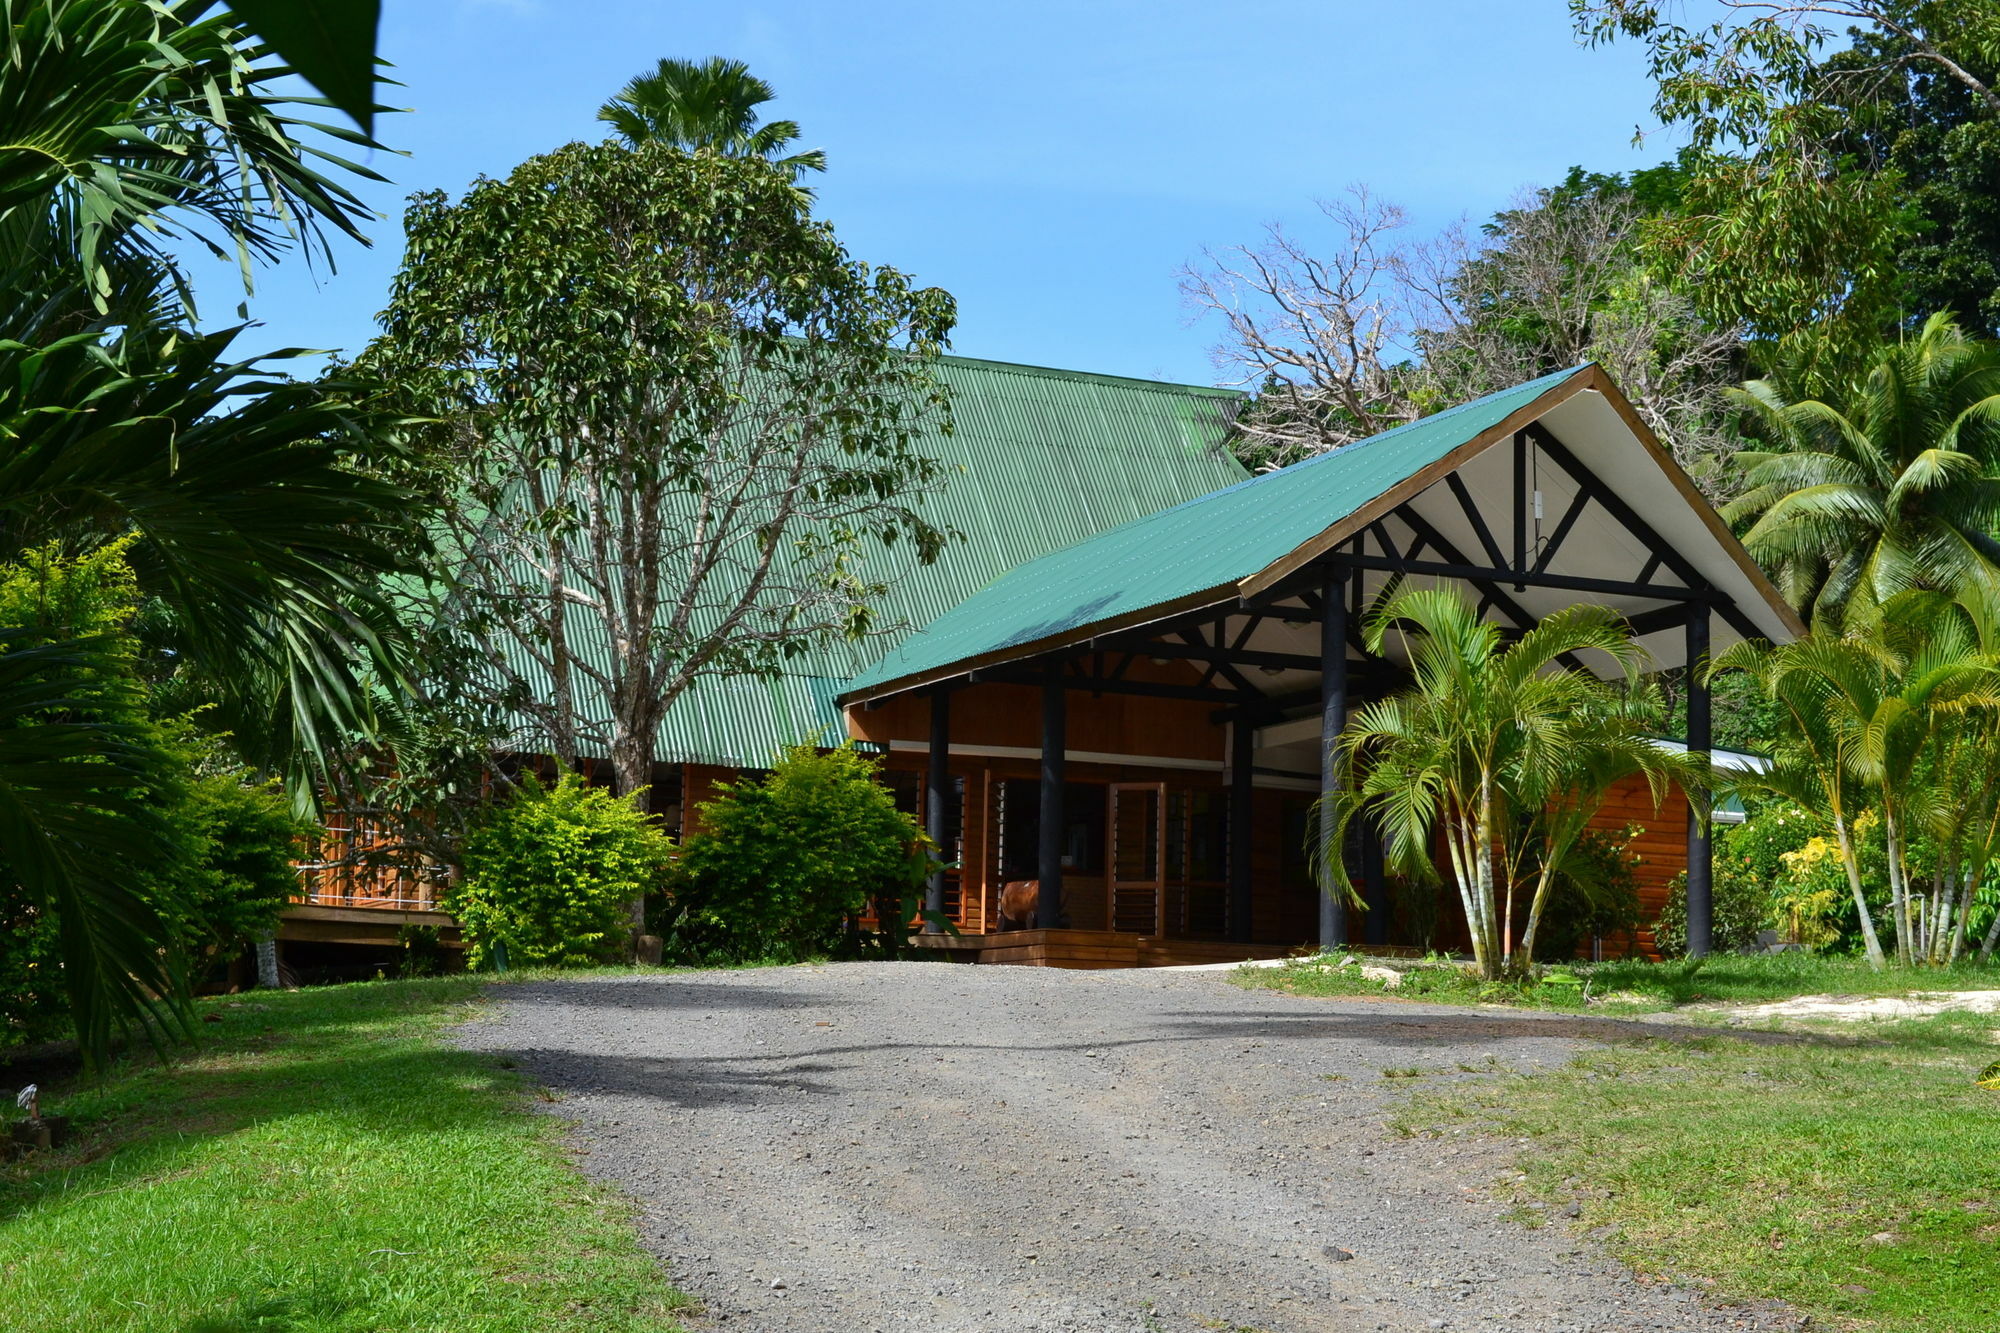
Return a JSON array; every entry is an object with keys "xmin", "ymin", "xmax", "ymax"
[
  {"xmin": 1516, "ymin": 860, "xmax": 1564, "ymax": 975},
  {"xmin": 1883, "ymin": 811, "xmax": 1916, "ymax": 967},
  {"xmin": 1832, "ymin": 814, "xmax": 1887, "ymax": 968},
  {"xmin": 1471, "ymin": 775, "xmax": 1503, "ymax": 980}
]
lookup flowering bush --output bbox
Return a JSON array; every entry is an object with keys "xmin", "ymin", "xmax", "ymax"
[{"xmin": 1776, "ymin": 834, "xmax": 1849, "ymax": 950}]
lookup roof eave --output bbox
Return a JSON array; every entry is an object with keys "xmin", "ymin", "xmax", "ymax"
[{"xmin": 837, "ymin": 581, "xmax": 1242, "ymax": 706}]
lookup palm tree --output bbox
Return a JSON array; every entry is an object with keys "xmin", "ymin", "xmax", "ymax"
[
  {"xmin": 1723, "ymin": 313, "xmax": 2000, "ymax": 629},
  {"xmin": 1723, "ymin": 597, "xmax": 2000, "ymax": 967},
  {"xmin": 1714, "ymin": 638, "xmax": 1889, "ymax": 967},
  {"xmin": 597, "ymin": 56, "xmax": 826, "ymax": 176},
  {"xmin": 0, "ymin": 1, "xmax": 422, "ymax": 1059},
  {"xmin": 1323, "ymin": 588, "xmax": 1683, "ymax": 979},
  {"xmin": 0, "ymin": 0, "xmax": 386, "ymax": 320}
]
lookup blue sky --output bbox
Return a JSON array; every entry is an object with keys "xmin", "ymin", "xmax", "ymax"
[{"xmin": 201, "ymin": 0, "xmax": 1682, "ymax": 386}]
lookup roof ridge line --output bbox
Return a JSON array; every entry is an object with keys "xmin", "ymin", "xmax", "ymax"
[{"xmin": 938, "ymin": 352, "xmax": 1248, "ymax": 397}]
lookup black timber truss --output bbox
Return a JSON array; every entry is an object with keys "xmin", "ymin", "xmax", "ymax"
[{"xmin": 914, "ymin": 421, "xmax": 1752, "ymax": 716}]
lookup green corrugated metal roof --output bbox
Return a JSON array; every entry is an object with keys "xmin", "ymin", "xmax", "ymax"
[
  {"xmin": 490, "ymin": 354, "xmax": 1252, "ymax": 768},
  {"xmin": 846, "ymin": 364, "xmax": 1587, "ymax": 697}
]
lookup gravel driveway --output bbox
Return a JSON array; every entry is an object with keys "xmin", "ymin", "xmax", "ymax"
[{"xmin": 457, "ymin": 963, "xmax": 1799, "ymax": 1333}]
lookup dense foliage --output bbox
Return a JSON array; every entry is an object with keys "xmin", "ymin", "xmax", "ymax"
[
  {"xmin": 451, "ymin": 774, "xmax": 671, "ymax": 971},
  {"xmin": 0, "ymin": 0, "xmax": 418, "ymax": 1060},
  {"xmin": 0, "ymin": 543, "xmax": 306, "ymax": 1047},
  {"xmin": 665, "ymin": 744, "xmax": 930, "ymax": 964}
]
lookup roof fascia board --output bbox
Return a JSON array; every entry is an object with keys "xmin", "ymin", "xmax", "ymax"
[
  {"xmin": 1572, "ymin": 364, "xmax": 1807, "ymax": 640},
  {"xmin": 1235, "ymin": 370, "xmax": 1595, "ymax": 600}
]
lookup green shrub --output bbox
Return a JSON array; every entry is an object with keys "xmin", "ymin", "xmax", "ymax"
[
  {"xmin": 156, "ymin": 770, "xmax": 308, "ymax": 964},
  {"xmin": 0, "ymin": 543, "xmax": 306, "ymax": 1044},
  {"xmin": 664, "ymin": 742, "xmax": 930, "ymax": 963},
  {"xmin": 452, "ymin": 773, "xmax": 669, "ymax": 970},
  {"xmin": 1656, "ymin": 864, "xmax": 1772, "ymax": 957},
  {"xmin": 1531, "ymin": 826, "xmax": 1645, "ymax": 962}
]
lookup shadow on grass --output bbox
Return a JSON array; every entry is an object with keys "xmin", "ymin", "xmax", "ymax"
[
  {"xmin": 174, "ymin": 1289, "xmax": 359, "ymax": 1333},
  {"xmin": 2, "ymin": 1021, "xmax": 522, "ymax": 1229},
  {"xmin": 1, "ymin": 975, "xmax": 690, "ymax": 1333}
]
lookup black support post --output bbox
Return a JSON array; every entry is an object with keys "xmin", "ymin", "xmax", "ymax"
[
  {"xmin": 1038, "ymin": 675, "xmax": 1067, "ymax": 929},
  {"xmin": 1319, "ymin": 565, "xmax": 1351, "ymax": 951},
  {"xmin": 1229, "ymin": 719, "xmax": 1254, "ymax": 943},
  {"xmin": 924, "ymin": 688, "xmax": 951, "ymax": 928},
  {"xmin": 1685, "ymin": 607, "xmax": 1714, "ymax": 957}
]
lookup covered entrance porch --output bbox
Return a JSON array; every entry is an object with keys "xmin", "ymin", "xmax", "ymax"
[{"xmin": 846, "ymin": 364, "xmax": 1803, "ymax": 965}]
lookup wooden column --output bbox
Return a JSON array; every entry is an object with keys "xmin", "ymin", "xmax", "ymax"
[
  {"xmin": 1038, "ymin": 675, "xmax": 1067, "ymax": 929},
  {"xmin": 1320, "ymin": 566, "xmax": 1350, "ymax": 950},
  {"xmin": 925, "ymin": 688, "xmax": 951, "ymax": 927},
  {"xmin": 1229, "ymin": 719, "xmax": 1254, "ymax": 943},
  {"xmin": 1685, "ymin": 606, "xmax": 1714, "ymax": 957}
]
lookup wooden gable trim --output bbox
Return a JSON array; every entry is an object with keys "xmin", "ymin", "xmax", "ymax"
[
  {"xmin": 1235, "ymin": 369, "xmax": 1595, "ymax": 599},
  {"xmin": 1573, "ymin": 364, "xmax": 1806, "ymax": 639}
]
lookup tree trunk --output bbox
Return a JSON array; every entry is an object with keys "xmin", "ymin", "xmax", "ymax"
[
  {"xmin": 1516, "ymin": 862, "xmax": 1560, "ymax": 975},
  {"xmin": 611, "ymin": 733, "xmax": 655, "ymax": 954},
  {"xmin": 1832, "ymin": 815, "xmax": 1886, "ymax": 969},
  {"xmin": 255, "ymin": 935, "xmax": 281, "ymax": 989},
  {"xmin": 1443, "ymin": 817, "xmax": 1479, "ymax": 969},
  {"xmin": 1883, "ymin": 812, "xmax": 1914, "ymax": 967},
  {"xmin": 1982, "ymin": 889, "xmax": 2000, "ymax": 961},
  {"xmin": 1950, "ymin": 869, "xmax": 1978, "ymax": 964},
  {"xmin": 1473, "ymin": 778, "xmax": 1502, "ymax": 980}
]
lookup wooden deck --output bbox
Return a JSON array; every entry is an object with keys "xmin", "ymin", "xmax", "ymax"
[
  {"xmin": 277, "ymin": 902, "xmax": 464, "ymax": 950},
  {"xmin": 907, "ymin": 928, "xmax": 1307, "ymax": 970}
]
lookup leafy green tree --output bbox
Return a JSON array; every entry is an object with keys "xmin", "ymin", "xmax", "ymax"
[
  {"xmin": 452, "ymin": 773, "xmax": 670, "ymax": 970},
  {"xmin": 359, "ymin": 141, "xmax": 954, "ymax": 945},
  {"xmin": 1323, "ymin": 588, "xmax": 1687, "ymax": 979},
  {"xmin": 597, "ymin": 55, "xmax": 825, "ymax": 175},
  {"xmin": 1821, "ymin": 24, "xmax": 2000, "ymax": 336},
  {"xmin": 667, "ymin": 743, "xmax": 930, "ymax": 963},
  {"xmin": 1570, "ymin": 0, "xmax": 2000, "ymax": 368},
  {"xmin": 1722, "ymin": 314, "xmax": 2000, "ymax": 625}
]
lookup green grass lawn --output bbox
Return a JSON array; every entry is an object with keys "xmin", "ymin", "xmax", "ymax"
[
  {"xmin": 1240, "ymin": 950, "xmax": 2000, "ymax": 1014},
  {"xmin": 1405, "ymin": 1012, "xmax": 2000, "ymax": 1333},
  {"xmin": 0, "ymin": 975, "xmax": 691, "ymax": 1333},
  {"xmin": 1247, "ymin": 954, "xmax": 2000, "ymax": 1328}
]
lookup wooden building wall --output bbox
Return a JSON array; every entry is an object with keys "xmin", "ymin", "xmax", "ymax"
[
  {"xmin": 302, "ymin": 675, "xmax": 1699, "ymax": 962},
  {"xmin": 1586, "ymin": 773, "xmax": 1693, "ymax": 961}
]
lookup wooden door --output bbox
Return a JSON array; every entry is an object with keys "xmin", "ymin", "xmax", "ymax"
[{"xmin": 1107, "ymin": 783, "xmax": 1165, "ymax": 935}]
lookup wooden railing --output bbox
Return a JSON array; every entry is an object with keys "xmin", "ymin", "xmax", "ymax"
[{"xmin": 293, "ymin": 815, "xmax": 440, "ymax": 911}]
